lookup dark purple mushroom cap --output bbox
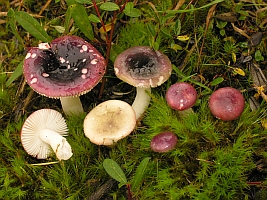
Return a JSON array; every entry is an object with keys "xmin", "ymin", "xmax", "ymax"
[
  {"xmin": 209, "ymin": 87, "xmax": 245, "ymax": 121},
  {"xmin": 23, "ymin": 35, "xmax": 106, "ymax": 98},
  {"xmin": 114, "ymin": 46, "xmax": 172, "ymax": 88},
  {"xmin": 166, "ymin": 82, "xmax": 197, "ymax": 111},
  {"xmin": 150, "ymin": 132, "xmax": 178, "ymax": 153}
]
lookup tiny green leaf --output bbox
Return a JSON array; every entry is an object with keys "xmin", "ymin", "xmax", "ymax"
[
  {"xmin": 88, "ymin": 14, "xmax": 101, "ymax": 23},
  {"xmin": 210, "ymin": 77, "xmax": 224, "ymax": 86},
  {"xmin": 103, "ymin": 159, "xmax": 127, "ymax": 184},
  {"xmin": 131, "ymin": 157, "xmax": 150, "ymax": 191},
  {"xmin": 100, "ymin": 2, "xmax": 120, "ymax": 11},
  {"xmin": 64, "ymin": 5, "xmax": 74, "ymax": 34},
  {"xmin": 70, "ymin": 4, "xmax": 95, "ymax": 41},
  {"xmin": 7, "ymin": 9, "xmax": 24, "ymax": 46},
  {"xmin": 123, "ymin": 2, "xmax": 141, "ymax": 18},
  {"xmin": 6, "ymin": 61, "xmax": 23, "ymax": 87},
  {"xmin": 174, "ymin": 19, "xmax": 181, "ymax": 36},
  {"xmin": 14, "ymin": 11, "xmax": 52, "ymax": 42}
]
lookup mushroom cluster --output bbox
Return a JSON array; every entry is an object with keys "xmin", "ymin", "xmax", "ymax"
[{"xmin": 23, "ymin": 35, "xmax": 106, "ymax": 115}]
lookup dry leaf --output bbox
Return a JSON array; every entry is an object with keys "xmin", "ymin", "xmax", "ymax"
[
  {"xmin": 99, "ymin": 23, "xmax": 112, "ymax": 34},
  {"xmin": 249, "ymin": 62, "xmax": 267, "ymax": 92},
  {"xmin": 248, "ymin": 32, "xmax": 263, "ymax": 47},
  {"xmin": 215, "ymin": 12, "xmax": 238, "ymax": 23}
]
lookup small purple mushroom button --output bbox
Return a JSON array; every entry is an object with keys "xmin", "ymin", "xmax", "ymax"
[
  {"xmin": 209, "ymin": 87, "xmax": 245, "ymax": 121},
  {"xmin": 150, "ymin": 132, "xmax": 178, "ymax": 153},
  {"xmin": 166, "ymin": 82, "xmax": 197, "ymax": 111}
]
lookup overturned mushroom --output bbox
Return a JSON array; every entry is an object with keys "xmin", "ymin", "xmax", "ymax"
[
  {"xmin": 21, "ymin": 109, "xmax": 73, "ymax": 160},
  {"xmin": 84, "ymin": 100, "xmax": 136, "ymax": 146},
  {"xmin": 114, "ymin": 46, "xmax": 172, "ymax": 120},
  {"xmin": 23, "ymin": 35, "xmax": 106, "ymax": 115}
]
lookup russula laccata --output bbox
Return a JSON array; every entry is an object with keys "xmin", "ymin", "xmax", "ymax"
[
  {"xmin": 84, "ymin": 100, "xmax": 136, "ymax": 146},
  {"xmin": 209, "ymin": 87, "xmax": 245, "ymax": 121},
  {"xmin": 23, "ymin": 35, "xmax": 106, "ymax": 115},
  {"xmin": 150, "ymin": 132, "xmax": 178, "ymax": 153},
  {"xmin": 166, "ymin": 82, "xmax": 197, "ymax": 115},
  {"xmin": 21, "ymin": 109, "xmax": 73, "ymax": 160},
  {"xmin": 114, "ymin": 46, "xmax": 172, "ymax": 120}
]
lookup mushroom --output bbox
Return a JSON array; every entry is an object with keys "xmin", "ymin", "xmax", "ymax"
[
  {"xmin": 150, "ymin": 132, "xmax": 178, "ymax": 153},
  {"xmin": 21, "ymin": 109, "xmax": 73, "ymax": 160},
  {"xmin": 83, "ymin": 100, "xmax": 136, "ymax": 146},
  {"xmin": 23, "ymin": 35, "xmax": 106, "ymax": 115},
  {"xmin": 166, "ymin": 82, "xmax": 197, "ymax": 116},
  {"xmin": 209, "ymin": 87, "xmax": 245, "ymax": 121},
  {"xmin": 114, "ymin": 46, "xmax": 172, "ymax": 120}
]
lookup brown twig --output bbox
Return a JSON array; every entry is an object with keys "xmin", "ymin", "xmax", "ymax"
[{"xmin": 38, "ymin": 0, "xmax": 53, "ymax": 16}]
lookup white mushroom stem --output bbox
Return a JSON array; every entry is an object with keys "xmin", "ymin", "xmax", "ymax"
[
  {"xmin": 60, "ymin": 97, "xmax": 84, "ymax": 115},
  {"xmin": 131, "ymin": 87, "xmax": 151, "ymax": 120},
  {"xmin": 39, "ymin": 129, "xmax": 73, "ymax": 161}
]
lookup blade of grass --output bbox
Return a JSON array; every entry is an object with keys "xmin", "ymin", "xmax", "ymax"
[
  {"xmin": 7, "ymin": 9, "xmax": 25, "ymax": 47},
  {"xmin": 14, "ymin": 11, "xmax": 52, "ymax": 42},
  {"xmin": 6, "ymin": 61, "xmax": 23, "ymax": 87},
  {"xmin": 131, "ymin": 157, "xmax": 150, "ymax": 191},
  {"xmin": 163, "ymin": 0, "xmax": 224, "ymax": 14},
  {"xmin": 70, "ymin": 4, "xmax": 95, "ymax": 41}
]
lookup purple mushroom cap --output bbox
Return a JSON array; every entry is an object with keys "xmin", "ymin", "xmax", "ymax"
[
  {"xmin": 166, "ymin": 82, "xmax": 197, "ymax": 111},
  {"xmin": 114, "ymin": 46, "xmax": 172, "ymax": 88},
  {"xmin": 150, "ymin": 132, "xmax": 178, "ymax": 153},
  {"xmin": 209, "ymin": 87, "xmax": 245, "ymax": 121},
  {"xmin": 23, "ymin": 35, "xmax": 106, "ymax": 98}
]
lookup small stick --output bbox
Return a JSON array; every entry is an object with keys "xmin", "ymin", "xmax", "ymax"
[{"xmin": 38, "ymin": 0, "xmax": 53, "ymax": 16}]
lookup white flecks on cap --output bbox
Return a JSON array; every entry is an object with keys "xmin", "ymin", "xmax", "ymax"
[
  {"xmin": 38, "ymin": 43, "xmax": 51, "ymax": 50},
  {"xmin": 31, "ymin": 53, "xmax": 37, "ymax": 58},
  {"xmin": 30, "ymin": 77, "xmax": 38, "ymax": 84},
  {"xmin": 81, "ymin": 74, "xmax": 86, "ymax": 79},
  {"xmin": 82, "ymin": 68, "xmax": 88, "ymax": 74},
  {"xmin": 157, "ymin": 76, "xmax": 164, "ymax": 86},
  {"xmin": 82, "ymin": 45, "xmax": 88, "ymax": 52},
  {"xmin": 42, "ymin": 73, "xmax": 49, "ymax": 77},
  {"xmin": 25, "ymin": 53, "xmax": 31, "ymax": 59},
  {"xmin": 91, "ymin": 59, "xmax": 98, "ymax": 65},
  {"xmin": 82, "ymin": 59, "xmax": 86, "ymax": 62},
  {"xmin": 89, "ymin": 49, "xmax": 94, "ymax": 53},
  {"xmin": 59, "ymin": 57, "xmax": 66, "ymax": 63},
  {"xmin": 114, "ymin": 67, "xmax": 119, "ymax": 74}
]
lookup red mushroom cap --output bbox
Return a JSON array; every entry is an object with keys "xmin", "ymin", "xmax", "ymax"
[
  {"xmin": 114, "ymin": 46, "xmax": 172, "ymax": 88},
  {"xmin": 166, "ymin": 82, "xmax": 197, "ymax": 111},
  {"xmin": 209, "ymin": 87, "xmax": 245, "ymax": 121},
  {"xmin": 23, "ymin": 35, "xmax": 106, "ymax": 98},
  {"xmin": 150, "ymin": 132, "xmax": 178, "ymax": 153}
]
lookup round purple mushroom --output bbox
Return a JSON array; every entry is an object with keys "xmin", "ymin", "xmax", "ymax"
[
  {"xmin": 166, "ymin": 82, "xmax": 197, "ymax": 113},
  {"xmin": 23, "ymin": 35, "xmax": 106, "ymax": 115},
  {"xmin": 209, "ymin": 87, "xmax": 245, "ymax": 121},
  {"xmin": 150, "ymin": 132, "xmax": 178, "ymax": 153}
]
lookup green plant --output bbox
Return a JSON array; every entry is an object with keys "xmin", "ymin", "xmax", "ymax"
[{"xmin": 103, "ymin": 157, "xmax": 150, "ymax": 199}]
